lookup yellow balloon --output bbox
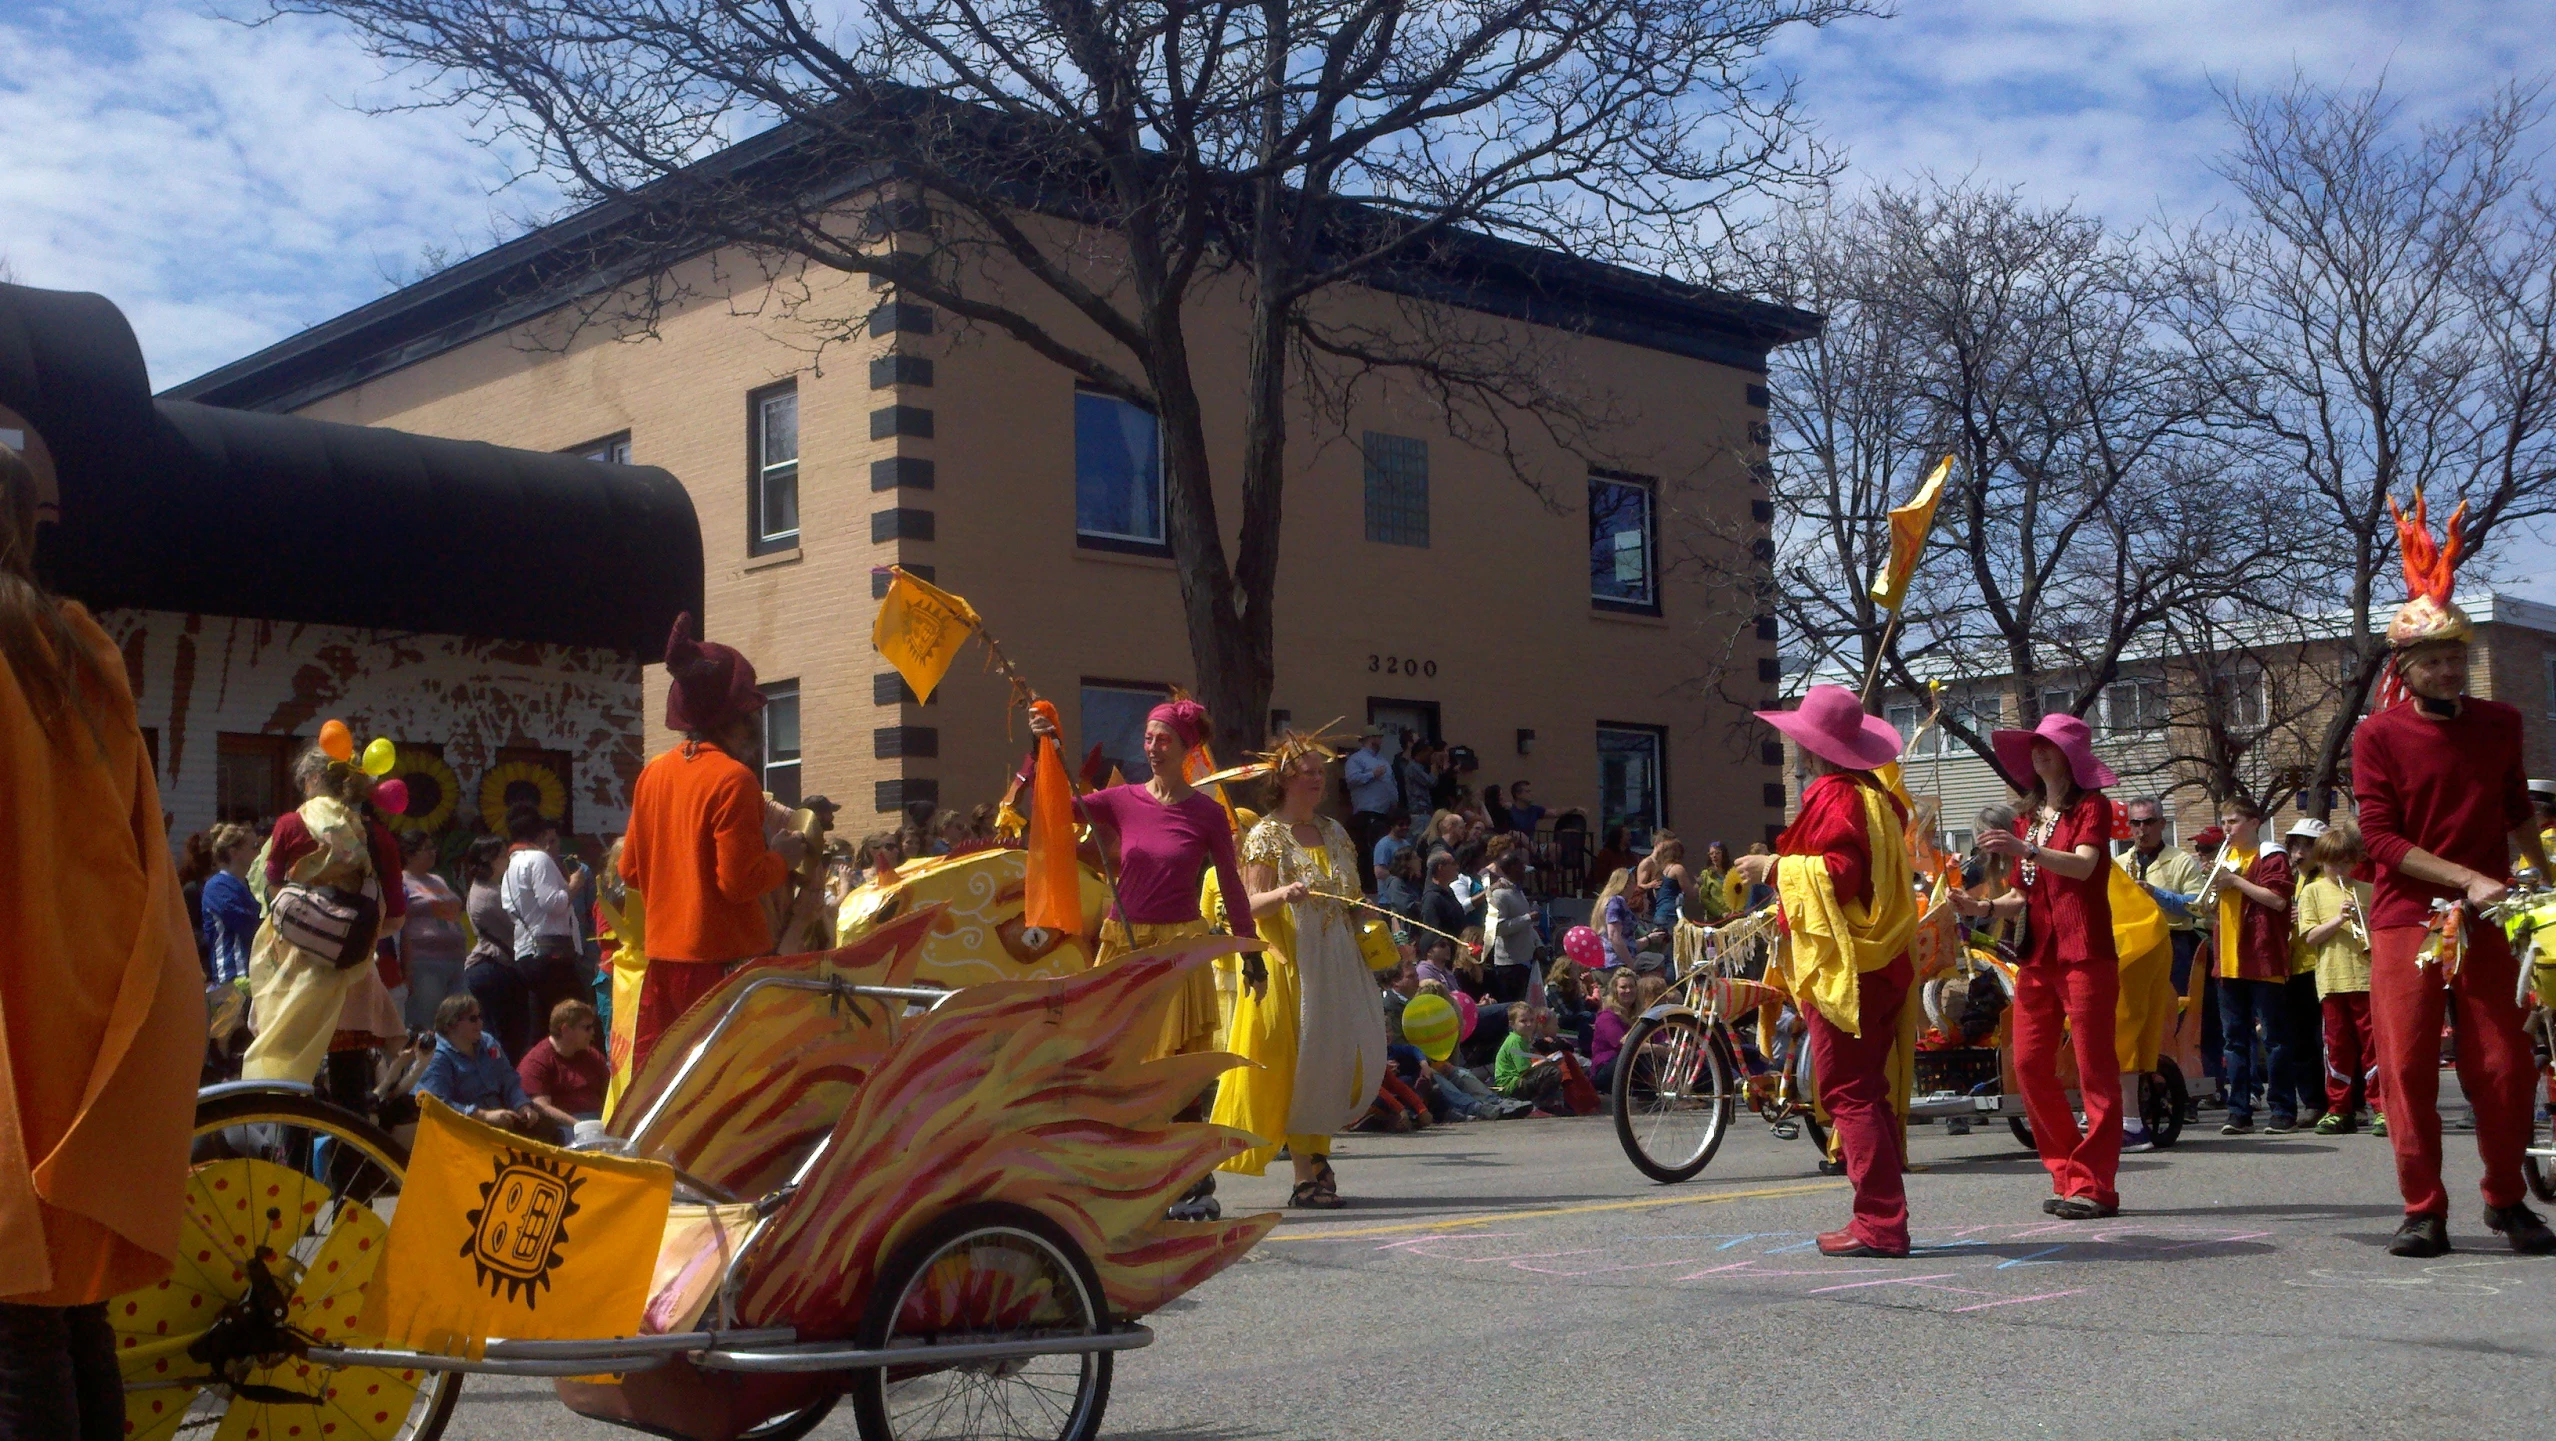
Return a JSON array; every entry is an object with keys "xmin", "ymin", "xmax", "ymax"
[
  {"xmin": 1402, "ymin": 993, "xmax": 1459, "ymax": 1063},
  {"xmin": 317, "ymin": 718, "xmax": 354, "ymax": 762},
  {"xmin": 361, "ymin": 737, "xmax": 398, "ymax": 776}
]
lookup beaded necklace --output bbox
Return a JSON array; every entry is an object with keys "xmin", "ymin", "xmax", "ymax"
[{"xmin": 2017, "ymin": 806, "xmax": 2060, "ymax": 888}]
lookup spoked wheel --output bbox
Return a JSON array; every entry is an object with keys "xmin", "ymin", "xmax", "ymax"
[
  {"xmin": 1790, "ymin": 1043, "xmax": 1829, "ymax": 1156},
  {"xmin": 1613, "ymin": 1015, "xmax": 1735, "ymax": 1184},
  {"xmin": 2143, "ymin": 1057, "xmax": 2190, "ymax": 1149},
  {"xmin": 742, "ymin": 1397, "xmax": 842, "ymax": 1440},
  {"xmin": 849, "ymin": 1203, "xmax": 1113, "ymax": 1441},
  {"xmin": 114, "ymin": 1088, "xmax": 461, "ymax": 1441},
  {"xmin": 2526, "ymin": 1055, "xmax": 2556, "ymax": 1203},
  {"xmin": 2010, "ymin": 1115, "xmax": 2037, "ymax": 1150}
]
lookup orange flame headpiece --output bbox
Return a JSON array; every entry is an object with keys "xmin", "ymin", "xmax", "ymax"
[{"xmin": 2386, "ymin": 489, "xmax": 2472, "ymax": 650}]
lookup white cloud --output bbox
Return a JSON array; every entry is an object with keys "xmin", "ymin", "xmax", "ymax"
[{"xmin": 0, "ymin": 0, "xmax": 551, "ymax": 389}]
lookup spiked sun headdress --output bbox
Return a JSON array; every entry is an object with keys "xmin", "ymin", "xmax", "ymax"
[{"xmin": 2377, "ymin": 488, "xmax": 2472, "ymax": 710}]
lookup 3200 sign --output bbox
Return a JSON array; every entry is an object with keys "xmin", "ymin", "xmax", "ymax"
[{"xmin": 1367, "ymin": 655, "xmax": 1438, "ymax": 678}]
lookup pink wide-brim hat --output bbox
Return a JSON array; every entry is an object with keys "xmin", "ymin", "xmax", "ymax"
[
  {"xmin": 1754, "ymin": 684, "xmax": 1903, "ymax": 772},
  {"xmin": 1991, "ymin": 712, "xmax": 2119, "ymax": 792}
]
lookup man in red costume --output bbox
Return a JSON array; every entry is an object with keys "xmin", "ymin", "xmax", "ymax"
[
  {"xmin": 619, "ymin": 614, "xmax": 803, "ymax": 1077},
  {"xmin": 1732, "ymin": 684, "xmax": 1918, "ymax": 1258},
  {"xmin": 2353, "ymin": 494, "xmax": 2554, "ymax": 1258}
]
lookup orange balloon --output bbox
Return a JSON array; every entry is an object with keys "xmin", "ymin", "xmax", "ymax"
[{"xmin": 318, "ymin": 719, "xmax": 355, "ymax": 762}]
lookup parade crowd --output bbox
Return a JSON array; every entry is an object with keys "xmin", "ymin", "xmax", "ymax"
[{"xmin": 4, "ymin": 425, "xmax": 2554, "ymax": 1437}]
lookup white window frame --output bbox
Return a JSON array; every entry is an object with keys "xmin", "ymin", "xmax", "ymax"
[
  {"xmin": 760, "ymin": 680, "xmax": 802, "ymax": 804},
  {"xmin": 1074, "ymin": 392, "xmax": 1166, "ymax": 547},
  {"xmin": 754, "ymin": 387, "xmax": 800, "ymax": 549}
]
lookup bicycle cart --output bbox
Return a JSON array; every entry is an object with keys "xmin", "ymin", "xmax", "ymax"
[{"xmin": 111, "ymin": 907, "xmax": 1273, "ymax": 1441}]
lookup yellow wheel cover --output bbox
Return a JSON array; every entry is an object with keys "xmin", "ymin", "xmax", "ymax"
[{"xmin": 113, "ymin": 1157, "xmax": 428, "ymax": 1441}]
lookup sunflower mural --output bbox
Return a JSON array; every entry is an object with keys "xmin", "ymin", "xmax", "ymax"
[
  {"xmin": 384, "ymin": 749, "xmax": 461, "ymax": 834},
  {"xmin": 479, "ymin": 755, "xmax": 570, "ymax": 832}
]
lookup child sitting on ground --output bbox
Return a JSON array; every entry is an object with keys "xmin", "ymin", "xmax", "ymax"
[
  {"xmin": 2297, "ymin": 819, "xmax": 2383, "ymax": 1137},
  {"xmin": 1495, "ymin": 998, "xmax": 1578, "ymax": 1115}
]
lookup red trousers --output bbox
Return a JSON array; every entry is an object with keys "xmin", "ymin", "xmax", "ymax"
[
  {"xmin": 2321, "ymin": 991, "xmax": 2383, "ymax": 1117},
  {"xmin": 2370, "ymin": 925, "xmax": 2535, "ymax": 1216},
  {"xmin": 633, "ymin": 958, "xmax": 738, "ymax": 1080},
  {"xmin": 2012, "ymin": 952, "xmax": 2122, "ymax": 1206},
  {"xmin": 1806, "ymin": 952, "xmax": 1912, "ymax": 1251}
]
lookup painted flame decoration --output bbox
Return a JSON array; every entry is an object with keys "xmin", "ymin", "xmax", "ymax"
[{"xmin": 737, "ymin": 940, "xmax": 1276, "ymax": 1333}]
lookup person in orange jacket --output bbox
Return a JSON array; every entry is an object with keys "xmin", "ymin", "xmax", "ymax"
[
  {"xmin": 618, "ymin": 613, "xmax": 803, "ymax": 1077},
  {"xmin": 0, "ymin": 445, "xmax": 205, "ymax": 1437}
]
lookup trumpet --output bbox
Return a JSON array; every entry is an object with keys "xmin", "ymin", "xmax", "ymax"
[{"xmin": 2343, "ymin": 888, "xmax": 2371, "ymax": 948}]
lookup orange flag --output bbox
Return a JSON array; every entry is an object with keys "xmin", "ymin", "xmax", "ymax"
[
  {"xmin": 1024, "ymin": 699, "xmax": 1082, "ymax": 931},
  {"xmin": 1868, "ymin": 455, "xmax": 1951, "ymax": 613}
]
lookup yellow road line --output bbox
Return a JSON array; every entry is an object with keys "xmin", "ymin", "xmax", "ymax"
[{"xmin": 1264, "ymin": 1179, "xmax": 1847, "ymax": 1241}]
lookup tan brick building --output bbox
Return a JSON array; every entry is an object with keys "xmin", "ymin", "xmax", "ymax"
[{"xmin": 172, "ymin": 213, "xmax": 1815, "ymax": 848}]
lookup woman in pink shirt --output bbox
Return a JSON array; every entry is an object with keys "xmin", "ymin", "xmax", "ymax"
[
  {"xmin": 1031, "ymin": 698, "xmax": 1257, "ymax": 1222},
  {"xmin": 1033, "ymin": 699, "xmax": 1257, "ymax": 1056}
]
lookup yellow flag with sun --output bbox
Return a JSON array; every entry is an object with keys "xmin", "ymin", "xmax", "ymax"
[
  {"xmin": 1868, "ymin": 455, "xmax": 1952, "ymax": 613},
  {"xmin": 873, "ymin": 565, "xmax": 983, "ymax": 702},
  {"xmin": 355, "ymin": 1098, "xmax": 673, "ymax": 1358}
]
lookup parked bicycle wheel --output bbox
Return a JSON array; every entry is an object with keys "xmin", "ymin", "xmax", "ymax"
[
  {"xmin": 1613, "ymin": 1015, "xmax": 1736, "ymax": 1183},
  {"xmin": 2142, "ymin": 1058, "xmax": 2189, "ymax": 1149},
  {"xmin": 114, "ymin": 1086, "xmax": 463, "ymax": 1441},
  {"xmin": 848, "ymin": 1201, "xmax": 1113, "ymax": 1441}
]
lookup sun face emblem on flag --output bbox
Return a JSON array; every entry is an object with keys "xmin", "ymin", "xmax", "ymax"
[{"xmin": 461, "ymin": 1149, "xmax": 584, "ymax": 1307}]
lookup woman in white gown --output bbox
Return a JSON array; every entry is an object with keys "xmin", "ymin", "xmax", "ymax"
[{"xmin": 1212, "ymin": 732, "xmax": 1389, "ymax": 1207}]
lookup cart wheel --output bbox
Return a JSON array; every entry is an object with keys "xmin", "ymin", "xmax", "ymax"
[
  {"xmin": 114, "ymin": 1088, "xmax": 462, "ymax": 1441},
  {"xmin": 2525, "ymin": 1151, "xmax": 2556, "ymax": 1204},
  {"xmin": 849, "ymin": 1202, "xmax": 1112, "ymax": 1441},
  {"xmin": 2143, "ymin": 1058, "xmax": 2189, "ymax": 1149},
  {"xmin": 1612, "ymin": 1015, "xmax": 1735, "ymax": 1184},
  {"xmin": 2009, "ymin": 1115, "xmax": 2036, "ymax": 1151}
]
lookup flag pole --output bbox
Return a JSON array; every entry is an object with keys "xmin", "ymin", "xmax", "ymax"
[{"xmin": 1858, "ymin": 612, "xmax": 1903, "ymax": 708}]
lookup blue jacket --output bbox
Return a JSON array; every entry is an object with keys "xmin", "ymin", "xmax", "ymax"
[
  {"xmin": 200, "ymin": 870, "xmax": 260, "ymax": 985},
  {"xmin": 415, "ymin": 1033, "xmax": 528, "ymax": 1113}
]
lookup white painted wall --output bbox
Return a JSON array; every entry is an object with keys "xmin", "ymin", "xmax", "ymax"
[{"xmin": 101, "ymin": 608, "xmax": 644, "ymax": 845}]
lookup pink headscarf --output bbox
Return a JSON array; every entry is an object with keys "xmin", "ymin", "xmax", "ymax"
[{"xmin": 1146, "ymin": 698, "xmax": 1211, "ymax": 748}]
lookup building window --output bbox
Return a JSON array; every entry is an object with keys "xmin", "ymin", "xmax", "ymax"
[
  {"xmin": 1589, "ymin": 472, "xmax": 1657, "ymax": 611},
  {"xmin": 573, "ymin": 433, "xmax": 631, "ymax": 465},
  {"xmin": 1884, "ymin": 701, "xmax": 1941, "ymax": 756},
  {"xmin": 1075, "ymin": 391, "xmax": 1165, "ymax": 550},
  {"xmin": 762, "ymin": 681, "xmax": 802, "ymax": 806},
  {"xmin": 2037, "ymin": 687, "xmax": 2077, "ymax": 721},
  {"xmin": 2104, "ymin": 678, "xmax": 2168, "ymax": 736},
  {"xmin": 215, "ymin": 732, "xmax": 295, "ymax": 824},
  {"xmin": 1596, "ymin": 724, "xmax": 1668, "ymax": 845},
  {"xmin": 1362, "ymin": 432, "xmax": 1429, "ymax": 547},
  {"xmin": 751, "ymin": 384, "xmax": 799, "ymax": 554},
  {"xmin": 1081, "ymin": 680, "xmax": 1170, "ymax": 786},
  {"xmin": 2210, "ymin": 666, "xmax": 2266, "ymax": 730}
]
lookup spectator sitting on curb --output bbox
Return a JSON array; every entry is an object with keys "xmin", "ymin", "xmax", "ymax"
[{"xmin": 414, "ymin": 993, "xmax": 542, "ymax": 1136}]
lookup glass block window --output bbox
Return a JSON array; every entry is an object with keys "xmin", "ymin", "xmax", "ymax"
[{"xmin": 1362, "ymin": 432, "xmax": 1429, "ymax": 547}]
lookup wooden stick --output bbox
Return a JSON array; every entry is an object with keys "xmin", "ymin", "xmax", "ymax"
[{"xmin": 1858, "ymin": 612, "xmax": 1905, "ymax": 708}]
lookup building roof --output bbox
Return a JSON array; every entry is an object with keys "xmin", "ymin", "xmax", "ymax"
[
  {"xmin": 162, "ymin": 114, "xmax": 1822, "ymax": 413},
  {"xmin": 2, "ymin": 282, "xmax": 702, "ymax": 654}
]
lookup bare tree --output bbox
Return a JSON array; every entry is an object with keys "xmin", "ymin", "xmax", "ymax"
[
  {"xmin": 267, "ymin": 0, "xmax": 1863, "ymax": 756},
  {"xmin": 1727, "ymin": 182, "xmax": 2287, "ymax": 782},
  {"xmin": 2178, "ymin": 77, "xmax": 2556, "ymax": 815}
]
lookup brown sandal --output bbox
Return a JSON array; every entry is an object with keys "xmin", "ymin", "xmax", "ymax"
[{"xmin": 1290, "ymin": 1180, "xmax": 1345, "ymax": 1209}]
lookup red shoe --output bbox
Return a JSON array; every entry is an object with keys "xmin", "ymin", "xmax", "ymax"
[{"xmin": 1817, "ymin": 1228, "xmax": 1908, "ymax": 1258}]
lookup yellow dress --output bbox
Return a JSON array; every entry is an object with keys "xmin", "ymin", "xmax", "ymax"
[
  {"xmin": 1095, "ymin": 917, "xmax": 1221, "ymax": 1061},
  {"xmin": 1212, "ymin": 816, "xmax": 1387, "ymax": 1175},
  {"xmin": 242, "ymin": 795, "xmax": 392, "ymax": 1083}
]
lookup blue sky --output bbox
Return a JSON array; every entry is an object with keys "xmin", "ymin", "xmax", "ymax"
[{"xmin": 5, "ymin": 0, "xmax": 2552, "ymax": 588}]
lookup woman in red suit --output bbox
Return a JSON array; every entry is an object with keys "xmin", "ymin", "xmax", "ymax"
[{"xmin": 1953, "ymin": 712, "xmax": 2122, "ymax": 1220}]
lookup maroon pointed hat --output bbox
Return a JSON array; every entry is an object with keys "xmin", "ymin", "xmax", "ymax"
[
  {"xmin": 662, "ymin": 612, "xmax": 765, "ymax": 734},
  {"xmin": 1991, "ymin": 711, "xmax": 2118, "ymax": 792},
  {"xmin": 1754, "ymin": 684, "xmax": 1903, "ymax": 772}
]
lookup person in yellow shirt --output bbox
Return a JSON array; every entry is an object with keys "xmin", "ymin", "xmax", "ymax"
[
  {"xmin": 2296, "ymin": 820, "xmax": 2383, "ymax": 1137},
  {"xmin": 2279, "ymin": 819, "xmax": 2331, "ymax": 1127}
]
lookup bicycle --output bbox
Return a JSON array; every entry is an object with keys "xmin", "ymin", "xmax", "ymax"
[{"xmin": 1611, "ymin": 909, "xmax": 1828, "ymax": 1184}]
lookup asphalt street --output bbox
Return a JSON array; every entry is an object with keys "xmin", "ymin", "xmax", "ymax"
[{"xmin": 448, "ymin": 1088, "xmax": 2556, "ymax": 1441}]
